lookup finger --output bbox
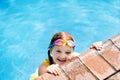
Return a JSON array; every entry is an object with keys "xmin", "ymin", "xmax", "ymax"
[
  {"xmin": 49, "ymin": 64, "xmax": 60, "ymax": 75},
  {"xmin": 46, "ymin": 66, "xmax": 54, "ymax": 74},
  {"xmin": 90, "ymin": 43, "xmax": 96, "ymax": 49},
  {"xmin": 95, "ymin": 42, "xmax": 103, "ymax": 50},
  {"xmin": 53, "ymin": 65, "xmax": 61, "ymax": 75},
  {"xmin": 46, "ymin": 65, "xmax": 60, "ymax": 75},
  {"xmin": 97, "ymin": 42, "xmax": 102, "ymax": 48},
  {"xmin": 95, "ymin": 43, "xmax": 101, "ymax": 49},
  {"xmin": 56, "ymin": 64, "xmax": 61, "ymax": 73}
]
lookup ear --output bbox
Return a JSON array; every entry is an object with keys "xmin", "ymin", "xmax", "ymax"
[{"xmin": 50, "ymin": 53, "xmax": 53, "ymax": 57}]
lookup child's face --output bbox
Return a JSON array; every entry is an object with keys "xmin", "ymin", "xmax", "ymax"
[{"xmin": 51, "ymin": 45, "xmax": 74, "ymax": 65}]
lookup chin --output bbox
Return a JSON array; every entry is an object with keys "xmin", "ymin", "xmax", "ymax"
[{"xmin": 58, "ymin": 62, "xmax": 66, "ymax": 65}]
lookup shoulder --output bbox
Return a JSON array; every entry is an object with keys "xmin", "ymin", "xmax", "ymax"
[
  {"xmin": 39, "ymin": 62, "xmax": 47, "ymax": 71},
  {"xmin": 38, "ymin": 62, "xmax": 47, "ymax": 75},
  {"xmin": 38, "ymin": 59, "xmax": 50, "ymax": 75}
]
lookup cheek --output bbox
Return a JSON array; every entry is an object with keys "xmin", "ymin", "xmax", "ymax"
[
  {"xmin": 67, "ymin": 55, "xmax": 73, "ymax": 59},
  {"xmin": 66, "ymin": 54, "xmax": 74, "ymax": 59},
  {"xmin": 52, "ymin": 52, "xmax": 59, "ymax": 59}
]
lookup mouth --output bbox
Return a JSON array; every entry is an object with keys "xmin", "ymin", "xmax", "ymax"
[{"xmin": 57, "ymin": 59, "xmax": 66, "ymax": 63}]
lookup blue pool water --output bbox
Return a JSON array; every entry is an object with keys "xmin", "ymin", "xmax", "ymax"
[{"xmin": 0, "ymin": 0, "xmax": 120, "ymax": 80}]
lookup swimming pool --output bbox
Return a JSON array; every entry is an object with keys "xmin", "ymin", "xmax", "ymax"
[{"xmin": 0, "ymin": 0, "xmax": 120, "ymax": 80}]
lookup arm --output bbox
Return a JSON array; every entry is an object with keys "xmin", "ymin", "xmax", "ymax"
[
  {"xmin": 38, "ymin": 63, "xmax": 47, "ymax": 75},
  {"xmin": 29, "ymin": 63, "xmax": 47, "ymax": 80}
]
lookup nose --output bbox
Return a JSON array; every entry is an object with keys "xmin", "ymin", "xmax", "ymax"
[{"xmin": 60, "ymin": 53, "xmax": 66, "ymax": 60}]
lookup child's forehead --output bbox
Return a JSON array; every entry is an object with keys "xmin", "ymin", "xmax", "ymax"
[{"xmin": 53, "ymin": 46, "xmax": 73, "ymax": 51}]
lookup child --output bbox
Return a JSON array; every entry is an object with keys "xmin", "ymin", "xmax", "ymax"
[{"xmin": 30, "ymin": 32, "xmax": 102, "ymax": 80}]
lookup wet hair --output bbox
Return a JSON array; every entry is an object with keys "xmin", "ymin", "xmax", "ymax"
[{"xmin": 48, "ymin": 32, "xmax": 75, "ymax": 65}]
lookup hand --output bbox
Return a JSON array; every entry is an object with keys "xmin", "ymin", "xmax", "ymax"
[
  {"xmin": 46, "ymin": 64, "xmax": 62, "ymax": 76},
  {"xmin": 35, "ymin": 76, "xmax": 42, "ymax": 80},
  {"xmin": 90, "ymin": 41, "xmax": 103, "ymax": 50}
]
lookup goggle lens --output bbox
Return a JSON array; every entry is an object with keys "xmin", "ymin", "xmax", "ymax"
[
  {"xmin": 67, "ymin": 40, "xmax": 75, "ymax": 47},
  {"xmin": 55, "ymin": 39, "xmax": 65, "ymax": 46}
]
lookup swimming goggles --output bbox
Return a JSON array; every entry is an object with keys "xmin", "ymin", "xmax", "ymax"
[{"xmin": 48, "ymin": 39, "xmax": 75, "ymax": 48}]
